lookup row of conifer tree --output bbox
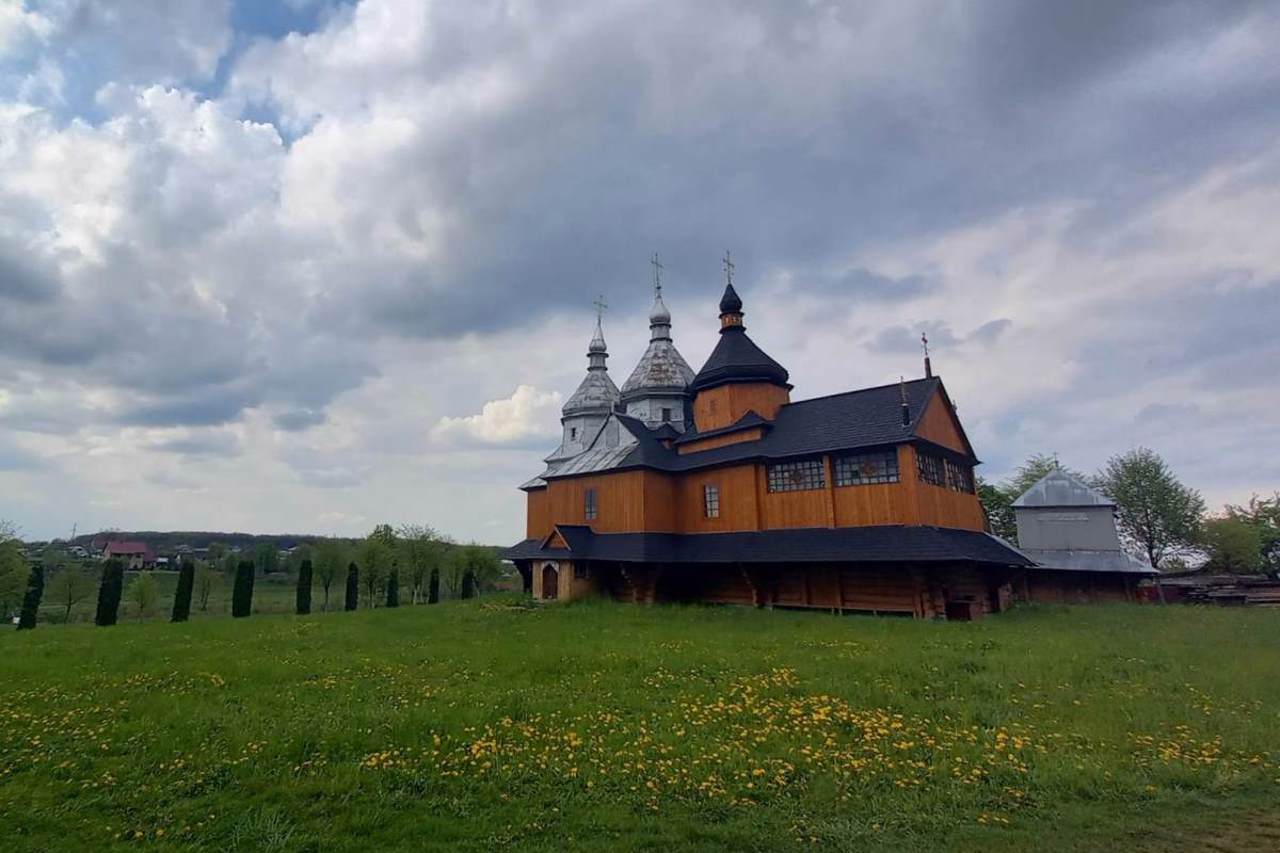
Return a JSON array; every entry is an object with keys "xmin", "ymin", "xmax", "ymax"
[{"xmin": 15, "ymin": 557, "xmax": 476, "ymax": 630}]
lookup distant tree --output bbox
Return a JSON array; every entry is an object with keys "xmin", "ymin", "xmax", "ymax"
[
  {"xmin": 1202, "ymin": 517, "xmax": 1263, "ymax": 574},
  {"xmin": 314, "ymin": 541, "xmax": 346, "ymax": 611},
  {"xmin": 0, "ymin": 521, "xmax": 28, "ymax": 619},
  {"xmin": 1007, "ymin": 453, "xmax": 1088, "ymax": 498},
  {"xmin": 221, "ymin": 551, "xmax": 239, "ymax": 577},
  {"xmin": 398, "ymin": 524, "xmax": 446, "ymax": 604},
  {"xmin": 285, "ymin": 545, "xmax": 312, "ymax": 577},
  {"xmin": 461, "ymin": 568, "xmax": 476, "ymax": 600},
  {"xmin": 458, "ymin": 544, "xmax": 504, "ymax": 595},
  {"xmin": 232, "ymin": 560, "xmax": 255, "ymax": 618},
  {"xmin": 172, "ymin": 559, "xmax": 195, "ymax": 622},
  {"xmin": 195, "ymin": 561, "xmax": 218, "ymax": 612},
  {"xmin": 386, "ymin": 569, "xmax": 400, "ymax": 608},
  {"xmin": 207, "ymin": 542, "xmax": 227, "ymax": 566},
  {"xmin": 358, "ymin": 530, "xmax": 394, "ymax": 608},
  {"xmin": 17, "ymin": 563, "xmax": 44, "ymax": 630},
  {"xmin": 94, "ymin": 559, "xmax": 125, "ymax": 627},
  {"xmin": 296, "ymin": 558, "xmax": 313, "ymax": 615},
  {"xmin": 977, "ymin": 476, "xmax": 1016, "ymax": 541},
  {"xmin": 428, "ymin": 567, "xmax": 440, "ymax": 604},
  {"xmin": 1097, "ymin": 447, "xmax": 1206, "ymax": 569},
  {"xmin": 254, "ymin": 543, "xmax": 279, "ymax": 576},
  {"xmin": 47, "ymin": 565, "xmax": 95, "ymax": 622},
  {"xmin": 126, "ymin": 572, "xmax": 159, "ymax": 620},
  {"xmin": 1224, "ymin": 493, "xmax": 1280, "ymax": 573},
  {"xmin": 344, "ymin": 562, "xmax": 359, "ymax": 611}
]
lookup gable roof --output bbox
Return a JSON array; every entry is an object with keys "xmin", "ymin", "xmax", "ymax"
[{"xmin": 1014, "ymin": 468, "xmax": 1114, "ymax": 508}]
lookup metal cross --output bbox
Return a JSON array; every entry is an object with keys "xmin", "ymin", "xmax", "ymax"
[
  {"xmin": 593, "ymin": 294, "xmax": 607, "ymax": 321},
  {"xmin": 651, "ymin": 252, "xmax": 663, "ymax": 296},
  {"xmin": 723, "ymin": 250, "xmax": 734, "ymax": 286}
]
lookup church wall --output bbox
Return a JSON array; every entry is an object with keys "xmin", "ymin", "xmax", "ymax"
[
  {"xmin": 832, "ymin": 447, "xmax": 919, "ymax": 526},
  {"xmin": 913, "ymin": 391, "xmax": 970, "ymax": 454},
  {"xmin": 675, "ymin": 464, "xmax": 761, "ymax": 533},
  {"xmin": 526, "ymin": 488, "xmax": 550, "ymax": 539},
  {"xmin": 537, "ymin": 470, "xmax": 651, "ymax": 535},
  {"xmin": 692, "ymin": 383, "xmax": 791, "ymax": 432},
  {"xmin": 675, "ymin": 427, "xmax": 765, "ymax": 454},
  {"xmin": 905, "ymin": 446, "xmax": 987, "ymax": 531}
]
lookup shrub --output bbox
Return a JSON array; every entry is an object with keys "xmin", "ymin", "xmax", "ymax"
[
  {"xmin": 344, "ymin": 562, "xmax": 359, "ymax": 612},
  {"xmin": 386, "ymin": 569, "xmax": 400, "ymax": 608},
  {"xmin": 172, "ymin": 560, "xmax": 195, "ymax": 623},
  {"xmin": 232, "ymin": 560, "xmax": 255, "ymax": 618},
  {"xmin": 428, "ymin": 567, "xmax": 440, "ymax": 604},
  {"xmin": 16, "ymin": 563, "xmax": 44, "ymax": 630},
  {"xmin": 94, "ymin": 559, "xmax": 125, "ymax": 627},
  {"xmin": 296, "ymin": 559, "xmax": 313, "ymax": 615},
  {"xmin": 126, "ymin": 572, "xmax": 159, "ymax": 620}
]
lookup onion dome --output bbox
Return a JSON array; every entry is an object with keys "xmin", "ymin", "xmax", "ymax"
[
  {"xmin": 690, "ymin": 283, "xmax": 790, "ymax": 393},
  {"xmin": 621, "ymin": 285, "xmax": 694, "ymax": 401},
  {"xmin": 563, "ymin": 314, "xmax": 620, "ymax": 416}
]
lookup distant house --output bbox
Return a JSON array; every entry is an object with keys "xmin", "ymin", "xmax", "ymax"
[
  {"xmin": 103, "ymin": 541, "xmax": 155, "ymax": 570},
  {"xmin": 68, "ymin": 545, "xmax": 89, "ymax": 559},
  {"xmin": 1012, "ymin": 469, "xmax": 1155, "ymax": 604}
]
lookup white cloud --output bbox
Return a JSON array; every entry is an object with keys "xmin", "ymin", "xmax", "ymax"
[{"xmin": 431, "ymin": 385, "xmax": 563, "ymax": 446}]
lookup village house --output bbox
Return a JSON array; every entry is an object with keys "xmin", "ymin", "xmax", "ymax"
[
  {"xmin": 102, "ymin": 541, "xmax": 155, "ymax": 570},
  {"xmin": 505, "ymin": 262, "xmax": 1049, "ymax": 619}
]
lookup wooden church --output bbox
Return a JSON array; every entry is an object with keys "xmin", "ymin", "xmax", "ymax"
[{"xmin": 504, "ymin": 264, "xmax": 1035, "ymax": 619}]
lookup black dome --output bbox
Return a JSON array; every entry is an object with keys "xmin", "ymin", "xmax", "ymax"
[
  {"xmin": 718, "ymin": 283, "xmax": 743, "ymax": 314},
  {"xmin": 690, "ymin": 326, "xmax": 790, "ymax": 392}
]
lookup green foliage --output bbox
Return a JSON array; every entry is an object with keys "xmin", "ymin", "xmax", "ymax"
[
  {"xmin": 1008, "ymin": 453, "xmax": 1088, "ymax": 498},
  {"xmin": 1098, "ymin": 447, "xmax": 1206, "ymax": 569},
  {"xmin": 3, "ymin": 605, "xmax": 1280, "ymax": 850},
  {"xmin": 428, "ymin": 567, "xmax": 440, "ymax": 604},
  {"xmin": 172, "ymin": 560, "xmax": 195, "ymax": 623},
  {"xmin": 1202, "ymin": 517, "xmax": 1263, "ymax": 573},
  {"xmin": 94, "ymin": 559, "xmax": 125, "ymax": 627},
  {"xmin": 398, "ymin": 524, "xmax": 447, "ymax": 604},
  {"xmin": 1224, "ymin": 493, "xmax": 1280, "ymax": 573},
  {"xmin": 47, "ymin": 564, "xmax": 95, "ymax": 622},
  {"xmin": 976, "ymin": 476, "xmax": 1015, "ymax": 541},
  {"xmin": 195, "ymin": 561, "xmax": 218, "ymax": 612},
  {"xmin": 344, "ymin": 562, "xmax": 359, "ymax": 612},
  {"xmin": 231, "ymin": 560, "xmax": 255, "ymax": 618},
  {"xmin": 0, "ymin": 522, "xmax": 28, "ymax": 619},
  {"xmin": 296, "ymin": 559, "xmax": 313, "ymax": 615},
  {"xmin": 16, "ymin": 562, "xmax": 44, "ymax": 630},
  {"xmin": 313, "ymin": 541, "xmax": 347, "ymax": 611},
  {"xmin": 254, "ymin": 543, "xmax": 279, "ymax": 577},
  {"xmin": 125, "ymin": 572, "xmax": 159, "ymax": 620},
  {"xmin": 358, "ymin": 528, "xmax": 395, "ymax": 607},
  {"xmin": 451, "ymin": 544, "xmax": 503, "ymax": 597},
  {"xmin": 385, "ymin": 569, "xmax": 400, "ymax": 608}
]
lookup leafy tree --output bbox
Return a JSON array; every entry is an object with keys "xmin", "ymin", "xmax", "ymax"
[
  {"xmin": 232, "ymin": 560, "xmax": 255, "ymax": 618},
  {"xmin": 386, "ymin": 569, "xmax": 400, "ymax": 607},
  {"xmin": 94, "ymin": 559, "xmax": 125, "ymax": 627},
  {"xmin": 1224, "ymin": 493, "xmax": 1280, "ymax": 573},
  {"xmin": 398, "ymin": 524, "xmax": 447, "ymax": 604},
  {"xmin": 17, "ymin": 563, "xmax": 44, "ymax": 630},
  {"xmin": 47, "ymin": 565, "xmax": 95, "ymax": 622},
  {"xmin": 1202, "ymin": 517, "xmax": 1263, "ymax": 573},
  {"xmin": 207, "ymin": 542, "xmax": 227, "ymax": 567},
  {"xmin": 1007, "ymin": 453, "xmax": 1088, "ymax": 498},
  {"xmin": 126, "ymin": 572, "xmax": 159, "ymax": 620},
  {"xmin": 221, "ymin": 550, "xmax": 240, "ymax": 577},
  {"xmin": 314, "ymin": 541, "xmax": 347, "ymax": 611},
  {"xmin": 1097, "ymin": 447, "xmax": 1205, "ymax": 569},
  {"xmin": 0, "ymin": 521, "xmax": 28, "ymax": 619},
  {"xmin": 296, "ymin": 558, "xmax": 313, "ymax": 615},
  {"xmin": 358, "ymin": 530, "xmax": 394, "ymax": 608},
  {"xmin": 254, "ymin": 542, "xmax": 279, "ymax": 576},
  {"xmin": 171, "ymin": 559, "xmax": 195, "ymax": 622},
  {"xmin": 195, "ymin": 561, "xmax": 218, "ymax": 612},
  {"xmin": 977, "ymin": 476, "xmax": 1016, "ymax": 541},
  {"xmin": 428, "ymin": 567, "xmax": 440, "ymax": 604},
  {"xmin": 344, "ymin": 562, "xmax": 359, "ymax": 611}
]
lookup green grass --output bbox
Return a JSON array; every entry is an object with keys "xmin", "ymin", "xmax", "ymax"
[{"xmin": 2, "ymin": 601, "xmax": 1278, "ymax": 851}]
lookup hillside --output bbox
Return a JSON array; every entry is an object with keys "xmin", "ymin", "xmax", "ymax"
[{"xmin": 2, "ymin": 602, "xmax": 1279, "ymax": 852}]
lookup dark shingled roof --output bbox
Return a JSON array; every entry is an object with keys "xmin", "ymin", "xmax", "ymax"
[
  {"xmin": 690, "ymin": 326, "xmax": 790, "ymax": 392},
  {"xmin": 504, "ymin": 524, "xmax": 1034, "ymax": 566}
]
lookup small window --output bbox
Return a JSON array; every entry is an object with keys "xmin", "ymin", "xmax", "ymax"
[
  {"xmin": 661, "ymin": 407, "xmax": 672, "ymax": 423},
  {"xmin": 834, "ymin": 450, "xmax": 900, "ymax": 486},
  {"xmin": 703, "ymin": 484, "xmax": 720, "ymax": 518},
  {"xmin": 570, "ymin": 427, "xmax": 577, "ymax": 440},
  {"xmin": 916, "ymin": 452, "xmax": 946, "ymax": 487},
  {"xmin": 944, "ymin": 459, "xmax": 975, "ymax": 493},
  {"xmin": 766, "ymin": 459, "xmax": 826, "ymax": 493},
  {"xmin": 584, "ymin": 488, "xmax": 598, "ymax": 521}
]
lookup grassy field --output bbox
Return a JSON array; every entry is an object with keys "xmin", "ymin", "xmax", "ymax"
[{"xmin": 2, "ymin": 601, "xmax": 1278, "ymax": 852}]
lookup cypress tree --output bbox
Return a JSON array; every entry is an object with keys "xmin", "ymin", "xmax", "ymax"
[
  {"xmin": 171, "ymin": 559, "xmax": 195, "ymax": 623},
  {"xmin": 386, "ymin": 569, "xmax": 400, "ymax": 608},
  {"xmin": 296, "ymin": 558, "xmax": 313, "ymax": 615},
  {"xmin": 16, "ymin": 563, "xmax": 44, "ymax": 630},
  {"xmin": 232, "ymin": 560, "xmax": 255, "ymax": 618},
  {"xmin": 428, "ymin": 567, "xmax": 440, "ymax": 604},
  {"xmin": 461, "ymin": 568, "xmax": 476, "ymax": 600},
  {"xmin": 344, "ymin": 562, "xmax": 359, "ymax": 611},
  {"xmin": 94, "ymin": 559, "xmax": 124, "ymax": 627}
]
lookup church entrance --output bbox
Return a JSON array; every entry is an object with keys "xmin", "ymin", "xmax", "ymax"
[{"xmin": 541, "ymin": 564, "xmax": 559, "ymax": 600}]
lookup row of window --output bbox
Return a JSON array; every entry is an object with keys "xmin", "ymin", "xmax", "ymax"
[{"xmin": 580, "ymin": 451, "xmax": 971, "ymax": 518}]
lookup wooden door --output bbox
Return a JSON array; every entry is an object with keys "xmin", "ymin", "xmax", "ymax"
[{"xmin": 542, "ymin": 564, "xmax": 559, "ymax": 600}]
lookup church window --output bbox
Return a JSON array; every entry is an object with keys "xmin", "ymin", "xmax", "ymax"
[
  {"xmin": 661, "ymin": 407, "xmax": 673, "ymax": 423},
  {"xmin": 767, "ymin": 459, "xmax": 826, "ymax": 493},
  {"xmin": 916, "ymin": 452, "xmax": 946, "ymax": 487},
  {"xmin": 570, "ymin": 427, "xmax": 578, "ymax": 440},
  {"xmin": 584, "ymin": 488, "xmax": 598, "ymax": 520},
  {"xmin": 703, "ymin": 484, "xmax": 720, "ymax": 518},
  {"xmin": 834, "ymin": 450, "xmax": 900, "ymax": 486},
  {"xmin": 944, "ymin": 459, "xmax": 975, "ymax": 493}
]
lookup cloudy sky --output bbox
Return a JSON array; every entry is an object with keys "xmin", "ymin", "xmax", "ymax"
[{"xmin": 2, "ymin": 1, "xmax": 1278, "ymax": 543}]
